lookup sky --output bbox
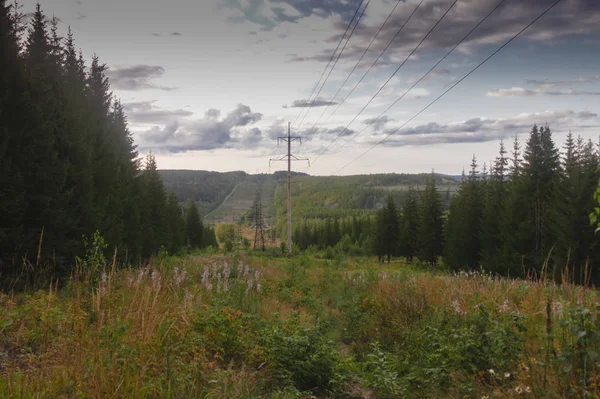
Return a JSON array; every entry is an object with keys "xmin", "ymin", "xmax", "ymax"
[{"xmin": 21, "ymin": 0, "xmax": 600, "ymax": 175}]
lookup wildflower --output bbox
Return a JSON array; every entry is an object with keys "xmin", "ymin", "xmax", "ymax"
[
  {"xmin": 202, "ymin": 266, "xmax": 210, "ymax": 290},
  {"xmin": 151, "ymin": 269, "xmax": 162, "ymax": 291},
  {"xmin": 452, "ymin": 299, "xmax": 464, "ymax": 315},
  {"xmin": 488, "ymin": 369, "xmax": 495, "ymax": 375},
  {"xmin": 482, "ymin": 396, "xmax": 490, "ymax": 399},
  {"xmin": 525, "ymin": 386, "xmax": 531, "ymax": 393},
  {"xmin": 256, "ymin": 282, "xmax": 262, "ymax": 293},
  {"xmin": 246, "ymin": 278, "xmax": 253, "ymax": 293},
  {"xmin": 499, "ymin": 298, "xmax": 509, "ymax": 313},
  {"xmin": 101, "ymin": 271, "xmax": 107, "ymax": 285},
  {"xmin": 515, "ymin": 386, "xmax": 523, "ymax": 394},
  {"xmin": 504, "ymin": 372, "xmax": 510, "ymax": 378}
]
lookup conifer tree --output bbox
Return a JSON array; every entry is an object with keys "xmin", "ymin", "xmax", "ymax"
[
  {"xmin": 399, "ymin": 186, "xmax": 419, "ymax": 263},
  {"xmin": 480, "ymin": 141, "xmax": 508, "ymax": 272},
  {"xmin": 185, "ymin": 200, "xmax": 204, "ymax": 249},
  {"xmin": 418, "ymin": 172, "xmax": 444, "ymax": 265}
]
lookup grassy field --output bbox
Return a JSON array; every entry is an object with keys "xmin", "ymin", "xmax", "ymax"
[
  {"xmin": 1, "ymin": 251, "xmax": 599, "ymax": 398},
  {"xmin": 204, "ymin": 179, "xmax": 277, "ymax": 225}
]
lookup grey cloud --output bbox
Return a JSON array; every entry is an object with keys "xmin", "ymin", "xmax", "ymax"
[
  {"xmin": 488, "ymin": 87, "xmax": 600, "ymax": 97},
  {"xmin": 123, "ymin": 101, "xmax": 193, "ymax": 124},
  {"xmin": 152, "ymin": 32, "xmax": 183, "ymax": 37},
  {"xmin": 76, "ymin": 12, "xmax": 87, "ymax": 20},
  {"xmin": 139, "ymin": 103, "xmax": 264, "ymax": 153},
  {"xmin": 303, "ymin": 125, "xmax": 356, "ymax": 140},
  {"xmin": 526, "ymin": 75, "xmax": 600, "ymax": 87},
  {"xmin": 106, "ymin": 65, "xmax": 177, "ymax": 91},
  {"xmin": 376, "ymin": 109, "xmax": 599, "ymax": 147},
  {"xmin": 223, "ymin": 0, "xmax": 362, "ymax": 31},
  {"xmin": 283, "ymin": 98, "xmax": 338, "ymax": 108},
  {"xmin": 363, "ymin": 115, "xmax": 393, "ymax": 132},
  {"xmin": 407, "ymin": 69, "xmax": 451, "ymax": 84},
  {"xmin": 292, "ymin": 0, "xmax": 600, "ymax": 64},
  {"xmin": 270, "ymin": 0, "xmax": 361, "ymax": 24}
]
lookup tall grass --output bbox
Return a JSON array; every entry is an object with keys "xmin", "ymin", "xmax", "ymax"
[{"xmin": 0, "ymin": 253, "xmax": 599, "ymax": 398}]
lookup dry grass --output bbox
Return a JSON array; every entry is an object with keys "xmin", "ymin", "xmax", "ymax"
[{"xmin": 0, "ymin": 254, "xmax": 599, "ymax": 398}]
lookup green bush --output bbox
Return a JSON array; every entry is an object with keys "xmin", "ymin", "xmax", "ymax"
[{"xmin": 263, "ymin": 313, "xmax": 341, "ymax": 394}]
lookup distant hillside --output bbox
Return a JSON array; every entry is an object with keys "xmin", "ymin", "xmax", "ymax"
[{"xmin": 160, "ymin": 170, "xmax": 459, "ymax": 226}]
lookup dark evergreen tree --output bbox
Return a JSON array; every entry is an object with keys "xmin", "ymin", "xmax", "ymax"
[
  {"xmin": 139, "ymin": 153, "xmax": 168, "ymax": 258},
  {"xmin": 418, "ymin": 172, "xmax": 444, "ymax": 266},
  {"xmin": 166, "ymin": 194, "xmax": 185, "ymax": 254},
  {"xmin": 444, "ymin": 156, "xmax": 483, "ymax": 271},
  {"xmin": 375, "ymin": 195, "xmax": 400, "ymax": 263},
  {"xmin": 185, "ymin": 200, "xmax": 204, "ymax": 249},
  {"xmin": 480, "ymin": 141, "xmax": 508, "ymax": 272},
  {"xmin": 399, "ymin": 186, "xmax": 419, "ymax": 263}
]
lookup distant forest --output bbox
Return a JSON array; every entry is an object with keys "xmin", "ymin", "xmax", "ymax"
[
  {"xmin": 291, "ymin": 127, "xmax": 600, "ymax": 284},
  {"xmin": 0, "ymin": 2, "xmax": 216, "ymax": 278}
]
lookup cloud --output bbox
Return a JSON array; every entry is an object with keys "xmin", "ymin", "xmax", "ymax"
[
  {"xmin": 122, "ymin": 101, "xmax": 194, "ymax": 124},
  {"xmin": 76, "ymin": 12, "xmax": 87, "ymax": 20},
  {"xmin": 222, "ymin": 0, "xmax": 361, "ymax": 31},
  {"xmin": 152, "ymin": 32, "xmax": 183, "ymax": 37},
  {"xmin": 292, "ymin": 0, "xmax": 600, "ymax": 64},
  {"xmin": 487, "ymin": 87, "xmax": 600, "ymax": 97},
  {"xmin": 407, "ymin": 69, "xmax": 451, "ymax": 84},
  {"xmin": 283, "ymin": 98, "xmax": 338, "ymax": 108},
  {"xmin": 376, "ymin": 109, "xmax": 599, "ymax": 147},
  {"xmin": 363, "ymin": 115, "xmax": 393, "ymax": 132},
  {"xmin": 139, "ymin": 104, "xmax": 264, "ymax": 153},
  {"xmin": 526, "ymin": 75, "xmax": 600, "ymax": 88},
  {"xmin": 106, "ymin": 65, "xmax": 177, "ymax": 91}
]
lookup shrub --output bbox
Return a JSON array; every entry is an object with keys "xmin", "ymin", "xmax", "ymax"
[{"xmin": 263, "ymin": 313, "xmax": 341, "ymax": 394}]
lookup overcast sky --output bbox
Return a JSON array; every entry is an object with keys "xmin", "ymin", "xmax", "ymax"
[{"xmin": 22, "ymin": 0, "xmax": 600, "ymax": 175}]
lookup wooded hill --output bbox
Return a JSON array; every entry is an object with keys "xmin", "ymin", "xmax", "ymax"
[{"xmin": 160, "ymin": 170, "xmax": 460, "ymax": 223}]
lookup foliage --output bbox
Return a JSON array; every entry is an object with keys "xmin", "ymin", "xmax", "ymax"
[{"xmin": 216, "ymin": 223, "xmax": 236, "ymax": 251}]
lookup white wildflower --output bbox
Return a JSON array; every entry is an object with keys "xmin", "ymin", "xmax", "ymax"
[
  {"xmin": 256, "ymin": 282, "xmax": 262, "ymax": 293},
  {"xmin": 488, "ymin": 369, "xmax": 495, "ymax": 375},
  {"xmin": 515, "ymin": 386, "xmax": 523, "ymax": 394},
  {"xmin": 525, "ymin": 386, "xmax": 531, "ymax": 393},
  {"xmin": 504, "ymin": 372, "xmax": 510, "ymax": 378},
  {"xmin": 452, "ymin": 299, "xmax": 464, "ymax": 315},
  {"xmin": 151, "ymin": 269, "xmax": 161, "ymax": 291},
  {"xmin": 246, "ymin": 278, "xmax": 253, "ymax": 293},
  {"xmin": 499, "ymin": 298, "xmax": 509, "ymax": 313}
]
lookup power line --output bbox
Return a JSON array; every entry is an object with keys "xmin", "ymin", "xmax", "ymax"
[
  {"xmin": 304, "ymin": 0, "xmax": 404, "ymax": 136},
  {"xmin": 331, "ymin": 0, "xmax": 508, "ymax": 157},
  {"xmin": 331, "ymin": 0, "xmax": 565, "ymax": 176},
  {"xmin": 295, "ymin": 0, "xmax": 371, "ymax": 132},
  {"xmin": 303, "ymin": 0, "xmax": 425, "ymax": 143},
  {"xmin": 290, "ymin": 0, "xmax": 366, "ymax": 129},
  {"xmin": 310, "ymin": 0, "xmax": 458, "ymax": 166}
]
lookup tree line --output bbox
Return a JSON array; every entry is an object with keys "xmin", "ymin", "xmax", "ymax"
[
  {"xmin": 0, "ymin": 2, "xmax": 215, "ymax": 278},
  {"xmin": 292, "ymin": 126, "xmax": 599, "ymax": 283}
]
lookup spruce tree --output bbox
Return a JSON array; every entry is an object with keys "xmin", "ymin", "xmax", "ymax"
[
  {"xmin": 139, "ymin": 153, "xmax": 168, "ymax": 258},
  {"xmin": 400, "ymin": 186, "xmax": 419, "ymax": 263},
  {"xmin": 185, "ymin": 200, "xmax": 204, "ymax": 249},
  {"xmin": 480, "ymin": 141, "xmax": 508, "ymax": 272},
  {"xmin": 418, "ymin": 172, "xmax": 444, "ymax": 266}
]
